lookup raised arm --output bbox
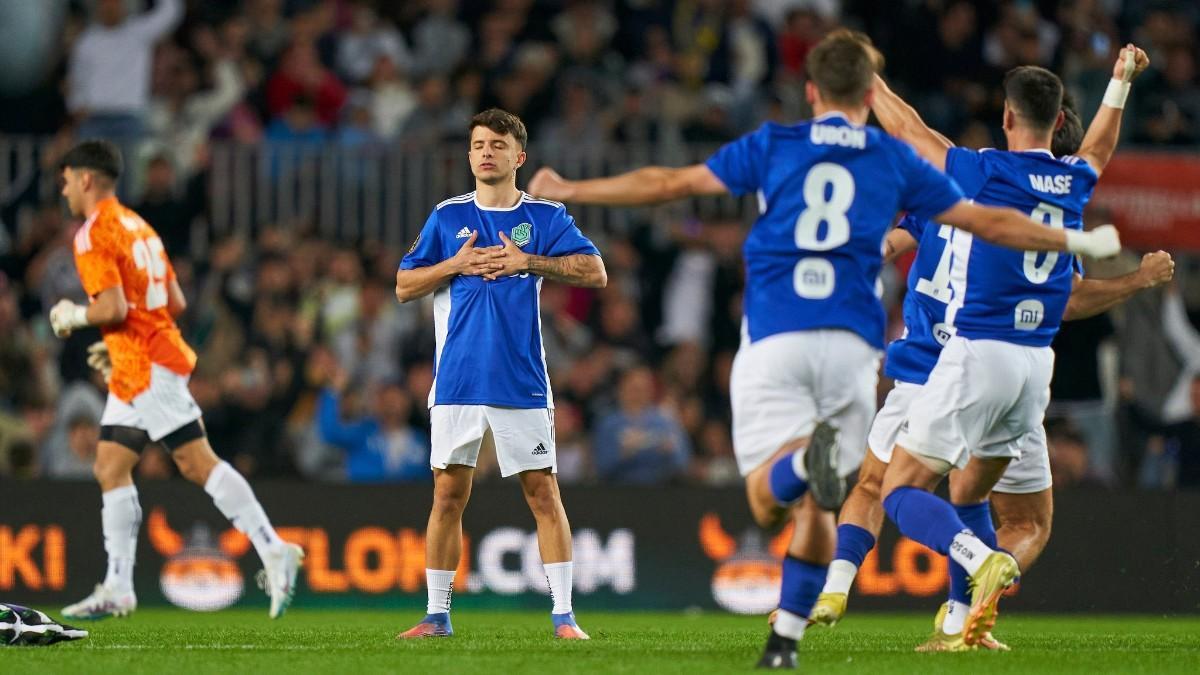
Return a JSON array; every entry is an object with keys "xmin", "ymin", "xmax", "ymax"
[
  {"xmin": 1076, "ymin": 45, "xmax": 1150, "ymax": 174},
  {"xmin": 934, "ymin": 200, "xmax": 1120, "ymax": 257},
  {"xmin": 129, "ymin": 0, "xmax": 184, "ymax": 42},
  {"xmin": 870, "ymin": 74, "xmax": 953, "ymax": 170},
  {"xmin": 1064, "ymin": 251, "xmax": 1174, "ymax": 320},
  {"xmin": 528, "ymin": 164, "xmax": 728, "ymax": 206},
  {"xmin": 485, "ymin": 232, "xmax": 607, "ymax": 288}
]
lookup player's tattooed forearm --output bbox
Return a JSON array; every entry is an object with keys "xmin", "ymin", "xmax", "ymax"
[{"xmin": 527, "ymin": 254, "xmax": 602, "ymax": 286}]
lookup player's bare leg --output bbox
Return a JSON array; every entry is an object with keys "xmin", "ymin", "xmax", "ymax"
[
  {"xmin": 172, "ymin": 434, "xmax": 301, "ymax": 618},
  {"xmin": 400, "ymin": 464, "xmax": 474, "ymax": 638},
  {"xmin": 811, "ymin": 451, "xmax": 887, "ymax": 626},
  {"xmin": 63, "ymin": 440, "xmax": 141, "ymax": 621},
  {"xmin": 758, "ymin": 493, "xmax": 836, "ymax": 669},
  {"xmin": 745, "ymin": 437, "xmax": 810, "ymax": 529},
  {"xmin": 882, "ymin": 448, "xmax": 1019, "ymax": 647},
  {"xmin": 519, "ymin": 468, "xmax": 587, "ymax": 639},
  {"xmin": 991, "ymin": 489, "xmax": 1053, "ymax": 572}
]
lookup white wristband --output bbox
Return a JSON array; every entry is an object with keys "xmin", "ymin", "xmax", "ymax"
[
  {"xmin": 67, "ymin": 304, "xmax": 90, "ymax": 329},
  {"xmin": 1102, "ymin": 78, "xmax": 1130, "ymax": 109}
]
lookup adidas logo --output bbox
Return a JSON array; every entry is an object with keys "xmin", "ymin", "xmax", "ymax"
[
  {"xmin": 455, "ymin": 227, "xmax": 471, "ymax": 239},
  {"xmin": 532, "ymin": 443, "xmax": 549, "ymax": 456}
]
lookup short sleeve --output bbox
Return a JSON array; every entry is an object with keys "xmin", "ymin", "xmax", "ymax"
[
  {"xmin": 399, "ymin": 209, "xmax": 446, "ymax": 270},
  {"xmin": 897, "ymin": 214, "xmax": 928, "ymax": 240},
  {"xmin": 704, "ymin": 124, "xmax": 771, "ymax": 196},
  {"xmin": 542, "ymin": 207, "xmax": 600, "ymax": 257},
  {"xmin": 944, "ymin": 147, "xmax": 992, "ymax": 198},
  {"xmin": 895, "ymin": 142, "xmax": 965, "ymax": 221},
  {"xmin": 74, "ymin": 224, "xmax": 123, "ymax": 297}
]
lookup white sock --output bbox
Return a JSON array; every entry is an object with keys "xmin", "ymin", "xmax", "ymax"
[
  {"xmin": 790, "ymin": 450, "xmax": 808, "ymax": 480},
  {"xmin": 821, "ymin": 559, "xmax": 858, "ymax": 595},
  {"xmin": 774, "ymin": 609, "xmax": 808, "ymax": 641},
  {"xmin": 426, "ymin": 569, "xmax": 456, "ymax": 614},
  {"xmin": 204, "ymin": 461, "xmax": 285, "ymax": 563},
  {"xmin": 101, "ymin": 485, "xmax": 141, "ymax": 593},
  {"xmin": 949, "ymin": 532, "xmax": 994, "ymax": 577},
  {"xmin": 544, "ymin": 561, "xmax": 573, "ymax": 615},
  {"xmin": 942, "ymin": 600, "xmax": 969, "ymax": 635}
]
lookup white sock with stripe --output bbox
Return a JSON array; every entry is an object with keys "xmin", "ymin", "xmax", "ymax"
[
  {"xmin": 101, "ymin": 485, "xmax": 141, "ymax": 593},
  {"xmin": 426, "ymin": 569, "xmax": 456, "ymax": 614},
  {"xmin": 204, "ymin": 461, "xmax": 285, "ymax": 563}
]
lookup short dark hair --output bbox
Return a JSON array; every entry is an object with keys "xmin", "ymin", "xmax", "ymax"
[
  {"xmin": 1003, "ymin": 66, "xmax": 1064, "ymax": 132},
  {"xmin": 469, "ymin": 108, "xmax": 528, "ymax": 149},
  {"xmin": 60, "ymin": 139, "xmax": 123, "ymax": 180},
  {"xmin": 805, "ymin": 30, "xmax": 880, "ymax": 105},
  {"xmin": 1052, "ymin": 92, "xmax": 1083, "ymax": 156}
]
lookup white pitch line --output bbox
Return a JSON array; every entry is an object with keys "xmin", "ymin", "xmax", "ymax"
[{"xmin": 84, "ymin": 645, "xmax": 344, "ymax": 651}]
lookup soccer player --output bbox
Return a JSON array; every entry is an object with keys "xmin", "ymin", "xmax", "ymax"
[
  {"xmin": 528, "ymin": 30, "xmax": 1119, "ymax": 669},
  {"xmin": 811, "ymin": 93, "xmax": 1170, "ymax": 651},
  {"xmin": 394, "ymin": 109, "xmax": 606, "ymax": 641},
  {"xmin": 49, "ymin": 140, "xmax": 303, "ymax": 621},
  {"xmin": 864, "ymin": 47, "xmax": 1149, "ymax": 647}
]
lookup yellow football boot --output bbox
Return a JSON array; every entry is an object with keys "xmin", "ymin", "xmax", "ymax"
[{"xmin": 964, "ymin": 552, "xmax": 1020, "ymax": 647}]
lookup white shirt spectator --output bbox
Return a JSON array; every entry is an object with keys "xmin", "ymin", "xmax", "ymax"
[
  {"xmin": 67, "ymin": 0, "xmax": 183, "ymax": 115},
  {"xmin": 336, "ymin": 6, "xmax": 411, "ymax": 84},
  {"xmin": 148, "ymin": 59, "xmax": 245, "ymax": 175}
]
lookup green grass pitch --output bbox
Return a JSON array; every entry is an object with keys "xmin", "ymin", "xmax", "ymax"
[{"xmin": 4, "ymin": 609, "xmax": 1199, "ymax": 673}]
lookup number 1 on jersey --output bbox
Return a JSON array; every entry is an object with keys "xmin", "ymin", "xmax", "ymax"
[
  {"xmin": 915, "ymin": 225, "xmax": 954, "ymax": 303},
  {"xmin": 132, "ymin": 237, "xmax": 169, "ymax": 310}
]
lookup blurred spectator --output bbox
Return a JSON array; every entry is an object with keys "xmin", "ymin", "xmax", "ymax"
[
  {"xmin": 336, "ymin": 1, "xmax": 411, "ymax": 85},
  {"xmin": 1046, "ymin": 418, "xmax": 1099, "ymax": 488},
  {"xmin": 40, "ymin": 379, "xmax": 104, "ymax": 479},
  {"xmin": 1049, "ymin": 306, "xmax": 1117, "ymax": 485},
  {"xmin": 1134, "ymin": 46, "xmax": 1200, "ymax": 146},
  {"xmin": 409, "ymin": 0, "xmax": 471, "ymax": 77},
  {"xmin": 363, "ymin": 55, "xmax": 417, "ymax": 139},
  {"xmin": 133, "ymin": 154, "xmax": 197, "ymax": 256},
  {"xmin": 553, "ymin": 401, "xmax": 591, "ymax": 484},
  {"xmin": 68, "ymin": 0, "xmax": 183, "ymax": 141},
  {"xmin": 593, "ymin": 366, "xmax": 691, "ymax": 485},
  {"xmin": 245, "ymin": 0, "xmax": 291, "ymax": 64},
  {"xmin": 317, "ymin": 370, "xmax": 431, "ymax": 483},
  {"xmin": 146, "ymin": 51, "xmax": 245, "ymax": 179},
  {"xmin": 1167, "ymin": 376, "xmax": 1200, "ymax": 488},
  {"xmin": 266, "ymin": 42, "xmax": 348, "ymax": 126}
]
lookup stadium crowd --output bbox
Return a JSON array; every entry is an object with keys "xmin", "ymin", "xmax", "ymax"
[{"xmin": 1, "ymin": 0, "xmax": 1200, "ymax": 488}]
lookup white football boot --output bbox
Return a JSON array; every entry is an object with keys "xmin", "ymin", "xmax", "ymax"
[
  {"xmin": 258, "ymin": 543, "xmax": 305, "ymax": 619},
  {"xmin": 61, "ymin": 584, "xmax": 137, "ymax": 621}
]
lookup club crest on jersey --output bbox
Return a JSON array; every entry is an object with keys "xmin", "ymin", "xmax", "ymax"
[{"xmin": 511, "ymin": 223, "xmax": 532, "ymax": 247}]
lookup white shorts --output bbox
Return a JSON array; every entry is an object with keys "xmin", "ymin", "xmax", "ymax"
[
  {"xmin": 899, "ymin": 336, "xmax": 1054, "ymax": 471},
  {"xmin": 994, "ymin": 425, "xmax": 1052, "ymax": 494},
  {"xmin": 99, "ymin": 364, "xmax": 202, "ymax": 441},
  {"xmin": 430, "ymin": 405, "xmax": 555, "ymax": 477},
  {"xmin": 870, "ymin": 380, "xmax": 1051, "ymax": 493},
  {"xmin": 868, "ymin": 380, "xmax": 920, "ymax": 464},
  {"xmin": 730, "ymin": 329, "xmax": 880, "ymax": 477}
]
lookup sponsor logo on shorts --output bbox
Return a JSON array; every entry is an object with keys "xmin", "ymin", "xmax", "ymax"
[{"xmin": 532, "ymin": 443, "xmax": 549, "ymax": 456}]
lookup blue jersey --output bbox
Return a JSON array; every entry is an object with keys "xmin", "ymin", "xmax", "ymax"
[
  {"xmin": 400, "ymin": 191, "xmax": 600, "ymax": 408},
  {"xmin": 883, "ymin": 215, "xmax": 955, "ymax": 385},
  {"xmin": 705, "ymin": 113, "xmax": 964, "ymax": 349},
  {"xmin": 942, "ymin": 148, "xmax": 1096, "ymax": 347}
]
